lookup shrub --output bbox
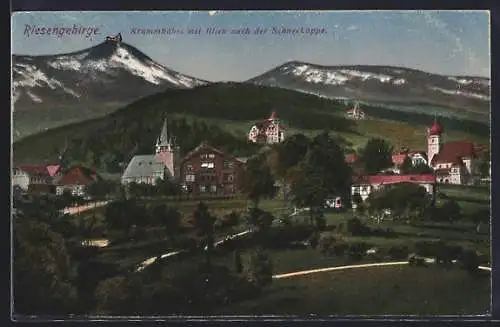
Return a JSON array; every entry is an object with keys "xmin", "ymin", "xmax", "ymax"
[
  {"xmin": 347, "ymin": 242, "xmax": 370, "ymax": 260},
  {"xmin": 332, "ymin": 242, "xmax": 350, "ymax": 256},
  {"xmin": 315, "ymin": 216, "xmax": 326, "ymax": 231},
  {"xmin": 346, "ymin": 217, "xmax": 369, "ymax": 236},
  {"xmin": 263, "ymin": 225, "xmax": 315, "ymax": 248},
  {"xmin": 414, "ymin": 241, "xmax": 435, "ymax": 257},
  {"xmin": 308, "ymin": 232, "xmax": 320, "ymax": 249},
  {"xmin": 387, "ymin": 245, "xmax": 410, "ymax": 260},
  {"xmin": 219, "ymin": 211, "xmax": 240, "ymax": 229},
  {"xmin": 408, "ymin": 253, "xmax": 426, "ymax": 267},
  {"xmin": 459, "ymin": 249, "xmax": 481, "ymax": 273},
  {"xmin": 318, "ymin": 234, "xmax": 336, "ymax": 255},
  {"xmin": 245, "ymin": 249, "xmax": 273, "ymax": 287}
]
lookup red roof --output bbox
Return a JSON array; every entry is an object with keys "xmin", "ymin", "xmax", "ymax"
[
  {"xmin": 345, "ymin": 153, "xmax": 358, "ymax": 164},
  {"xmin": 58, "ymin": 166, "xmax": 99, "ymax": 186},
  {"xmin": 429, "ymin": 121, "xmax": 443, "ymax": 135},
  {"xmin": 16, "ymin": 163, "xmax": 61, "ymax": 177},
  {"xmin": 355, "ymin": 174, "xmax": 437, "ymax": 185},
  {"xmin": 391, "ymin": 153, "xmax": 407, "ymax": 165},
  {"xmin": 431, "ymin": 140, "xmax": 476, "ymax": 165},
  {"xmin": 18, "ymin": 165, "xmax": 48, "ymax": 176}
]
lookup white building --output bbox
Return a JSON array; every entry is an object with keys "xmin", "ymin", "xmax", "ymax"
[
  {"xmin": 351, "ymin": 174, "xmax": 437, "ymax": 208},
  {"xmin": 248, "ymin": 112, "xmax": 285, "ymax": 144}
]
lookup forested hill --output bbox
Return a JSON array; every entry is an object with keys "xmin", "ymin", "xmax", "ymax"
[
  {"xmin": 13, "ymin": 83, "xmax": 489, "ymax": 171},
  {"xmin": 12, "ymin": 83, "xmax": 354, "ymax": 169}
]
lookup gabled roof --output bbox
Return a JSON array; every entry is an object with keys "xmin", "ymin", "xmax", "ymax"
[
  {"xmin": 431, "ymin": 140, "xmax": 476, "ymax": 165},
  {"xmin": 253, "ymin": 112, "xmax": 285, "ymax": 132},
  {"xmin": 15, "ymin": 164, "xmax": 62, "ymax": 181},
  {"xmin": 182, "ymin": 142, "xmax": 242, "ymax": 165},
  {"xmin": 122, "ymin": 155, "xmax": 167, "ymax": 180},
  {"xmin": 58, "ymin": 166, "xmax": 99, "ymax": 186},
  {"xmin": 17, "ymin": 165, "xmax": 49, "ymax": 177}
]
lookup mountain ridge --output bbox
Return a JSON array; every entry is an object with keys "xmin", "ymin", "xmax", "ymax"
[
  {"xmin": 246, "ymin": 61, "xmax": 490, "ymax": 123},
  {"xmin": 11, "ymin": 41, "xmax": 491, "ymax": 141},
  {"xmin": 12, "ymin": 39, "xmax": 209, "ymax": 140}
]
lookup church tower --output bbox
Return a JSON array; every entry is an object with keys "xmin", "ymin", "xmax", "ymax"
[
  {"xmin": 427, "ymin": 117, "xmax": 443, "ymax": 166},
  {"xmin": 155, "ymin": 116, "xmax": 181, "ymax": 180}
]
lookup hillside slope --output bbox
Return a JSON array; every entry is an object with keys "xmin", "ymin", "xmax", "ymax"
[{"xmin": 13, "ymin": 83, "xmax": 490, "ymax": 171}]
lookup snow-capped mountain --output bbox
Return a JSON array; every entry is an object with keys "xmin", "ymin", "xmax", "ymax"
[
  {"xmin": 12, "ymin": 39, "xmax": 208, "ymax": 109},
  {"xmin": 248, "ymin": 61, "xmax": 490, "ymax": 121},
  {"xmin": 12, "ymin": 38, "xmax": 209, "ymax": 140}
]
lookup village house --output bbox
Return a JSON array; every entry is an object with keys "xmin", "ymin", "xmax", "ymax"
[
  {"xmin": 12, "ymin": 163, "xmax": 62, "ymax": 194},
  {"xmin": 121, "ymin": 117, "xmax": 181, "ymax": 186},
  {"xmin": 180, "ymin": 142, "xmax": 245, "ymax": 196},
  {"xmin": 56, "ymin": 165, "xmax": 100, "ymax": 197},
  {"xmin": 248, "ymin": 112, "xmax": 285, "ymax": 144},
  {"xmin": 351, "ymin": 174, "xmax": 437, "ymax": 208}
]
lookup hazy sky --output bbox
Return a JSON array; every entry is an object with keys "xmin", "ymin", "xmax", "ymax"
[{"xmin": 11, "ymin": 11, "xmax": 490, "ymax": 81}]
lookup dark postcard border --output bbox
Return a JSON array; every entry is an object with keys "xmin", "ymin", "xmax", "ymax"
[
  {"xmin": 8, "ymin": 0, "xmax": 498, "ymax": 11},
  {"xmin": 8, "ymin": 0, "xmax": 499, "ymax": 324}
]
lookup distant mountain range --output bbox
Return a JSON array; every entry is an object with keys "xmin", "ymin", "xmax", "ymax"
[
  {"xmin": 11, "ymin": 41, "xmax": 490, "ymax": 141},
  {"xmin": 248, "ymin": 61, "xmax": 490, "ymax": 123}
]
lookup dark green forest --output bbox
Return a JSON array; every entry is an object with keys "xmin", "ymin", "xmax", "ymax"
[{"xmin": 13, "ymin": 83, "xmax": 489, "ymax": 169}]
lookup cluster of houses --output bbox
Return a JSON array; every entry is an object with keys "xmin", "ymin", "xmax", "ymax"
[
  {"xmin": 11, "ymin": 110, "xmax": 489, "ymax": 211},
  {"xmin": 347, "ymin": 118, "xmax": 489, "ymax": 208},
  {"xmin": 12, "ymin": 163, "xmax": 100, "ymax": 198},
  {"xmin": 121, "ymin": 118, "xmax": 246, "ymax": 196}
]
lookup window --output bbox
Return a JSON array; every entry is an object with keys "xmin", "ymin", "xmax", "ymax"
[
  {"xmin": 185, "ymin": 174, "xmax": 195, "ymax": 182},
  {"xmin": 224, "ymin": 161, "xmax": 234, "ymax": 169},
  {"xmin": 210, "ymin": 185, "xmax": 217, "ymax": 193},
  {"xmin": 201, "ymin": 174, "xmax": 214, "ymax": 182},
  {"xmin": 199, "ymin": 185, "xmax": 206, "ymax": 193},
  {"xmin": 208, "ymin": 153, "xmax": 215, "ymax": 159},
  {"xmin": 187, "ymin": 164, "xmax": 193, "ymax": 171},
  {"xmin": 201, "ymin": 162, "xmax": 215, "ymax": 169},
  {"xmin": 361, "ymin": 186, "xmax": 368, "ymax": 192}
]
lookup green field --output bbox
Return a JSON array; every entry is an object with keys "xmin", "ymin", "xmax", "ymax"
[
  {"xmin": 67, "ymin": 182, "xmax": 492, "ymax": 315},
  {"xmin": 78, "ymin": 182, "xmax": 490, "ymax": 272},
  {"xmin": 218, "ymin": 265, "xmax": 490, "ymax": 316}
]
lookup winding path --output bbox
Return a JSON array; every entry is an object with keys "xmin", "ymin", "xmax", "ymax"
[
  {"xmin": 272, "ymin": 262, "xmax": 492, "ymax": 280},
  {"xmin": 61, "ymin": 200, "xmax": 110, "ymax": 215}
]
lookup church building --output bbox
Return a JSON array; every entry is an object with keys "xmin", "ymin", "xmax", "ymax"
[
  {"xmin": 426, "ymin": 119, "xmax": 482, "ymax": 185},
  {"xmin": 121, "ymin": 117, "xmax": 181, "ymax": 185}
]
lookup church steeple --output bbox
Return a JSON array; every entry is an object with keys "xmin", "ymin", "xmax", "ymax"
[{"xmin": 155, "ymin": 115, "xmax": 174, "ymax": 153}]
